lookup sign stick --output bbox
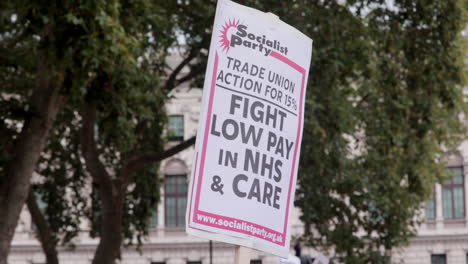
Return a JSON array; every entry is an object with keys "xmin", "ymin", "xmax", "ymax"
[{"xmin": 234, "ymin": 246, "xmax": 251, "ymax": 264}]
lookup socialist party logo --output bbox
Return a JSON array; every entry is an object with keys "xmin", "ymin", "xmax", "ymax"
[{"xmin": 219, "ymin": 19, "xmax": 289, "ymax": 56}]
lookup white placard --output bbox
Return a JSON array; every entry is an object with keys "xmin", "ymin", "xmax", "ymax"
[{"xmin": 186, "ymin": 0, "xmax": 312, "ymax": 258}]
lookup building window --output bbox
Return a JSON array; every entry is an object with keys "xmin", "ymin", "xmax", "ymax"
[
  {"xmin": 187, "ymin": 262, "xmax": 202, "ymax": 264},
  {"xmin": 442, "ymin": 167, "xmax": 465, "ymax": 219},
  {"xmin": 151, "ymin": 262, "xmax": 165, "ymax": 264},
  {"xmin": 165, "ymin": 175, "xmax": 187, "ymax": 227},
  {"xmin": 168, "ymin": 115, "xmax": 184, "ymax": 141},
  {"xmin": 431, "ymin": 254, "xmax": 446, "ymax": 264},
  {"xmin": 250, "ymin": 260, "xmax": 262, "ymax": 264},
  {"xmin": 425, "ymin": 194, "xmax": 436, "ymax": 220}
]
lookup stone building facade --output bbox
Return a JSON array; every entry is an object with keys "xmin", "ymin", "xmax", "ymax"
[{"xmin": 392, "ymin": 144, "xmax": 468, "ymax": 264}]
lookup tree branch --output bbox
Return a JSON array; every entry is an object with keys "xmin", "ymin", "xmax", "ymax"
[
  {"xmin": 0, "ymin": 120, "xmax": 15, "ymax": 146},
  {"xmin": 26, "ymin": 189, "xmax": 59, "ymax": 264},
  {"xmin": 80, "ymin": 103, "xmax": 113, "ymax": 188},
  {"xmin": 0, "ymin": 52, "xmax": 65, "ymax": 263},
  {"xmin": 4, "ymin": 27, "xmax": 31, "ymax": 49},
  {"xmin": 119, "ymin": 135, "xmax": 196, "ymax": 185},
  {"xmin": 164, "ymin": 47, "xmax": 200, "ymax": 91},
  {"xmin": 174, "ymin": 65, "xmax": 205, "ymax": 87}
]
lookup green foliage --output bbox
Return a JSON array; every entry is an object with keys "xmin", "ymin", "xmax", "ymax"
[
  {"xmin": 279, "ymin": 0, "xmax": 466, "ymax": 262},
  {"xmin": 122, "ymin": 166, "xmax": 162, "ymax": 245},
  {"xmin": 34, "ymin": 108, "xmax": 87, "ymax": 245},
  {"xmin": 86, "ymin": 61, "xmax": 168, "ymax": 243},
  {"xmin": 0, "ymin": 0, "xmax": 183, "ymax": 250}
]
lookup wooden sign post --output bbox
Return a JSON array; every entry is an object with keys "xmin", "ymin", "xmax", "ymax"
[{"xmin": 235, "ymin": 246, "xmax": 251, "ymax": 264}]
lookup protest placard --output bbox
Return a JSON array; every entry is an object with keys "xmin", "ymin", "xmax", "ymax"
[{"xmin": 186, "ymin": 0, "xmax": 312, "ymax": 258}]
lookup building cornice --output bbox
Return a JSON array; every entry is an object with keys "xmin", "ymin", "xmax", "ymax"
[
  {"xmin": 10, "ymin": 240, "xmax": 233, "ymax": 254},
  {"xmin": 409, "ymin": 233, "xmax": 468, "ymax": 244}
]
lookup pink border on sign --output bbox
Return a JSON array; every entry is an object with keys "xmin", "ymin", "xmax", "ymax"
[
  {"xmin": 190, "ymin": 50, "xmax": 307, "ymax": 246},
  {"xmin": 188, "ymin": 152, "xmax": 199, "ymax": 229},
  {"xmin": 193, "ymin": 52, "xmax": 220, "ymax": 213},
  {"xmin": 269, "ymin": 51, "xmax": 307, "ymax": 237}
]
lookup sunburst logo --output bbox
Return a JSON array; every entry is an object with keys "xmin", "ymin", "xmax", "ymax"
[{"xmin": 219, "ymin": 19, "xmax": 240, "ymax": 52}]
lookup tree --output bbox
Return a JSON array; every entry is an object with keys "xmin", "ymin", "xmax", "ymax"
[
  {"xmin": 0, "ymin": 5, "xmax": 65, "ymax": 263},
  {"xmin": 0, "ymin": 0, "xmax": 198, "ymax": 263},
  {"xmin": 13, "ymin": 1, "xmax": 215, "ymax": 264},
  {"xmin": 286, "ymin": 1, "xmax": 466, "ymax": 263}
]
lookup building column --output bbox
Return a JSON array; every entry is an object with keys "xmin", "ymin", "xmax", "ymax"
[
  {"xmin": 464, "ymin": 163, "xmax": 468, "ymax": 224},
  {"xmin": 435, "ymin": 183, "xmax": 444, "ymax": 229}
]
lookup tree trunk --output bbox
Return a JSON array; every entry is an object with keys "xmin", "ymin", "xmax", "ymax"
[
  {"xmin": 26, "ymin": 190, "xmax": 59, "ymax": 264},
  {"xmin": 92, "ymin": 189, "xmax": 123, "ymax": 264},
  {"xmin": 81, "ymin": 103, "xmax": 123, "ymax": 264},
  {"xmin": 80, "ymin": 103, "xmax": 197, "ymax": 264},
  {"xmin": 0, "ymin": 63, "xmax": 64, "ymax": 264}
]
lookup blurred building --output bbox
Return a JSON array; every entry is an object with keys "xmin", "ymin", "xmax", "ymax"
[
  {"xmin": 389, "ymin": 145, "xmax": 468, "ymax": 262},
  {"xmin": 8, "ymin": 85, "xmax": 468, "ymax": 264}
]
